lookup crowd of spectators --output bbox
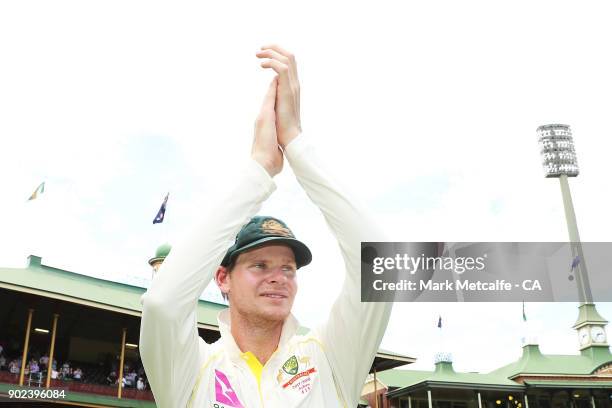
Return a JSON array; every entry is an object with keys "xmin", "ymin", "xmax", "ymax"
[
  {"xmin": 0, "ymin": 344, "xmax": 148, "ymax": 391},
  {"xmin": 0, "ymin": 352, "xmax": 85, "ymax": 382},
  {"xmin": 106, "ymin": 360, "xmax": 148, "ymax": 390}
]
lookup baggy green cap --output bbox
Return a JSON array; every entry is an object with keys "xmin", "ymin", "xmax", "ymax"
[{"xmin": 221, "ymin": 216, "xmax": 312, "ymax": 268}]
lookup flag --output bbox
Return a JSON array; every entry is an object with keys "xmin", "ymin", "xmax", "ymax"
[
  {"xmin": 28, "ymin": 182, "xmax": 45, "ymax": 201},
  {"xmin": 153, "ymin": 193, "xmax": 169, "ymax": 224},
  {"xmin": 437, "ymin": 316, "xmax": 442, "ymax": 328},
  {"xmin": 571, "ymin": 256, "xmax": 580, "ymax": 270},
  {"xmin": 522, "ymin": 301, "xmax": 527, "ymax": 322}
]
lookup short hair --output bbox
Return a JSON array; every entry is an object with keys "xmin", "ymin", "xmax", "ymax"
[{"xmin": 221, "ymin": 259, "xmax": 236, "ymax": 302}]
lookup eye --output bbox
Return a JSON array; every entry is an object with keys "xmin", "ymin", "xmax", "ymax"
[
  {"xmin": 282, "ymin": 265, "xmax": 297, "ymax": 276},
  {"xmin": 253, "ymin": 262, "xmax": 265, "ymax": 269}
]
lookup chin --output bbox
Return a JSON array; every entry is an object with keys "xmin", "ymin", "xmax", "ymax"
[
  {"xmin": 259, "ymin": 306, "xmax": 291, "ymax": 322},
  {"xmin": 256, "ymin": 296, "xmax": 293, "ymax": 320}
]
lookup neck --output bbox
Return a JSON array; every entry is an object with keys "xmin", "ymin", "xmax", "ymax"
[{"xmin": 230, "ymin": 308, "xmax": 284, "ymax": 365}]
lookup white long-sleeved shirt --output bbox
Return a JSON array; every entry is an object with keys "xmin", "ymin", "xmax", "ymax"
[{"xmin": 140, "ymin": 135, "xmax": 392, "ymax": 407}]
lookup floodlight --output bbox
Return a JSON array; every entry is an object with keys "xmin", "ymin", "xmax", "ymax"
[{"xmin": 537, "ymin": 124, "xmax": 579, "ymax": 177}]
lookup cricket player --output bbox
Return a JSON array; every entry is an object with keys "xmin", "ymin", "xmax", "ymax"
[{"xmin": 140, "ymin": 45, "xmax": 393, "ymax": 407}]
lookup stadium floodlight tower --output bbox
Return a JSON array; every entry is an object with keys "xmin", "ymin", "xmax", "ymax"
[{"xmin": 537, "ymin": 124, "xmax": 592, "ymax": 304}]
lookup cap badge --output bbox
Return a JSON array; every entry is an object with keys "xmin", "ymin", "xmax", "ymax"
[{"xmin": 261, "ymin": 219, "xmax": 293, "ymax": 237}]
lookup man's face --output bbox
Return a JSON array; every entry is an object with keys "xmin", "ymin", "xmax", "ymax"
[{"xmin": 227, "ymin": 244, "xmax": 298, "ymax": 323}]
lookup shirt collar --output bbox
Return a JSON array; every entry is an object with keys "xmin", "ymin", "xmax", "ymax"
[{"xmin": 217, "ymin": 309, "xmax": 300, "ymax": 364}]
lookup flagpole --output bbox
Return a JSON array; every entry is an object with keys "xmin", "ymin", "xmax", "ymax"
[
  {"xmin": 153, "ymin": 192, "xmax": 170, "ymax": 267},
  {"xmin": 437, "ymin": 315, "xmax": 444, "ymax": 357},
  {"xmin": 164, "ymin": 205, "xmax": 169, "ymax": 245},
  {"xmin": 26, "ymin": 182, "xmax": 45, "ymax": 257},
  {"xmin": 521, "ymin": 301, "xmax": 527, "ymax": 345},
  {"xmin": 163, "ymin": 192, "xmax": 169, "ymax": 246}
]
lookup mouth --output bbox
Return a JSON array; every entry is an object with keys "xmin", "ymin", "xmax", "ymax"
[{"xmin": 260, "ymin": 292, "xmax": 288, "ymax": 299}]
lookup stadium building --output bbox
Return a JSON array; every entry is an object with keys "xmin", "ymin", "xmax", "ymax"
[
  {"xmin": 0, "ymin": 248, "xmax": 414, "ymax": 407},
  {"xmin": 360, "ymin": 304, "xmax": 612, "ymax": 408}
]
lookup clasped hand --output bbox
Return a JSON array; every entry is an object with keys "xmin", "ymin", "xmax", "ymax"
[{"xmin": 251, "ymin": 45, "xmax": 301, "ymax": 177}]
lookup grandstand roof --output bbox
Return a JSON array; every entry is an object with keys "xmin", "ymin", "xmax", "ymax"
[
  {"xmin": 380, "ymin": 361, "xmax": 524, "ymax": 397},
  {"xmin": 381, "ymin": 344, "xmax": 612, "ymax": 399},
  {"xmin": 490, "ymin": 343, "xmax": 612, "ymax": 378},
  {"xmin": 0, "ymin": 254, "xmax": 224, "ymax": 330}
]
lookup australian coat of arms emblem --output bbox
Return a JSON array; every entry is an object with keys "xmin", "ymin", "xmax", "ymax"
[{"xmin": 282, "ymin": 355, "xmax": 299, "ymax": 375}]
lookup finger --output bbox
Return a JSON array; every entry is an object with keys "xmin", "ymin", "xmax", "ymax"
[
  {"xmin": 259, "ymin": 51, "xmax": 298, "ymax": 97},
  {"xmin": 254, "ymin": 77, "xmax": 277, "ymax": 134},
  {"xmin": 260, "ymin": 44, "xmax": 299, "ymax": 81},
  {"xmin": 256, "ymin": 49, "xmax": 290, "ymax": 65},
  {"xmin": 260, "ymin": 59, "xmax": 290, "ymax": 77},
  {"xmin": 259, "ymin": 46, "xmax": 300, "ymax": 131},
  {"xmin": 261, "ymin": 77, "xmax": 278, "ymax": 112},
  {"xmin": 260, "ymin": 44, "xmax": 293, "ymax": 59}
]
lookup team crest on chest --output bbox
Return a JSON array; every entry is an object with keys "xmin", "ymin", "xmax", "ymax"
[
  {"xmin": 277, "ymin": 354, "xmax": 317, "ymax": 395},
  {"xmin": 282, "ymin": 355, "xmax": 299, "ymax": 375}
]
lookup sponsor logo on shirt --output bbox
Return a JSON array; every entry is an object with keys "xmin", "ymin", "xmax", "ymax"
[{"xmin": 214, "ymin": 369, "xmax": 244, "ymax": 408}]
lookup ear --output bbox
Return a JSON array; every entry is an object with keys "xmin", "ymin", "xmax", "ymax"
[{"xmin": 215, "ymin": 266, "xmax": 231, "ymax": 296}]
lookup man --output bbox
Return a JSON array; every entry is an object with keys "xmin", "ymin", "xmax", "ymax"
[
  {"xmin": 107, "ymin": 369, "xmax": 117, "ymax": 386},
  {"xmin": 29, "ymin": 358, "xmax": 40, "ymax": 375},
  {"xmin": 39, "ymin": 354, "xmax": 49, "ymax": 370},
  {"xmin": 137, "ymin": 376, "xmax": 146, "ymax": 391},
  {"xmin": 140, "ymin": 45, "xmax": 392, "ymax": 407},
  {"xmin": 9, "ymin": 359, "xmax": 20, "ymax": 375}
]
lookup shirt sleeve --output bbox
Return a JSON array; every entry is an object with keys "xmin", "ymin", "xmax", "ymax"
[
  {"xmin": 284, "ymin": 135, "xmax": 393, "ymax": 407},
  {"xmin": 139, "ymin": 158, "xmax": 276, "ymax": 408}
]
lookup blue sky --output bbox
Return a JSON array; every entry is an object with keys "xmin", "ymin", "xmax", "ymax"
[{"xmin": 2, "ymin": 0, "xmax": 612, "ymax": 373}]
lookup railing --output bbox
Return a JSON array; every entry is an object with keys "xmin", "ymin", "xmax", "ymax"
[{"xmin": 0, "ymin": 371, "xmax": 154, "ymax": 401}]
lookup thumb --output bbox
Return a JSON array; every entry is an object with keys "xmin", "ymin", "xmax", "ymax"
[{"xmin": 261, "ymin": 76, "xmax": 278, "ymax": 112}]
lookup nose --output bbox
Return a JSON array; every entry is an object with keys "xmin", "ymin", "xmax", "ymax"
[{"xmin": 266, "ymin": 266, "xmax": 289, "ymax": 284}]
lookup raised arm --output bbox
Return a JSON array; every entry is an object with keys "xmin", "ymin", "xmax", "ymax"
[
  {"xmin": 139, "ymin": 77, "xmax": 283, "ymax": 408},
  {"xmin": 258, "ymin": 46, "xmax": 393, "ymax": 406},
  {"xmin": 287, "ymin": 136, "xmax": 392, "ymax": 406}
]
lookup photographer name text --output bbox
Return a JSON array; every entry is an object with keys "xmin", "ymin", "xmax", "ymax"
[{"xmin": 372, "ymin": 279, "xmax": 542, "ymax": 292}]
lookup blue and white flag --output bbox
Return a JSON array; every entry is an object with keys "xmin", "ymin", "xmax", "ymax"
[{"xmin": 153, "ymin": 193, "xmax": 169, "ymax": 224}]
